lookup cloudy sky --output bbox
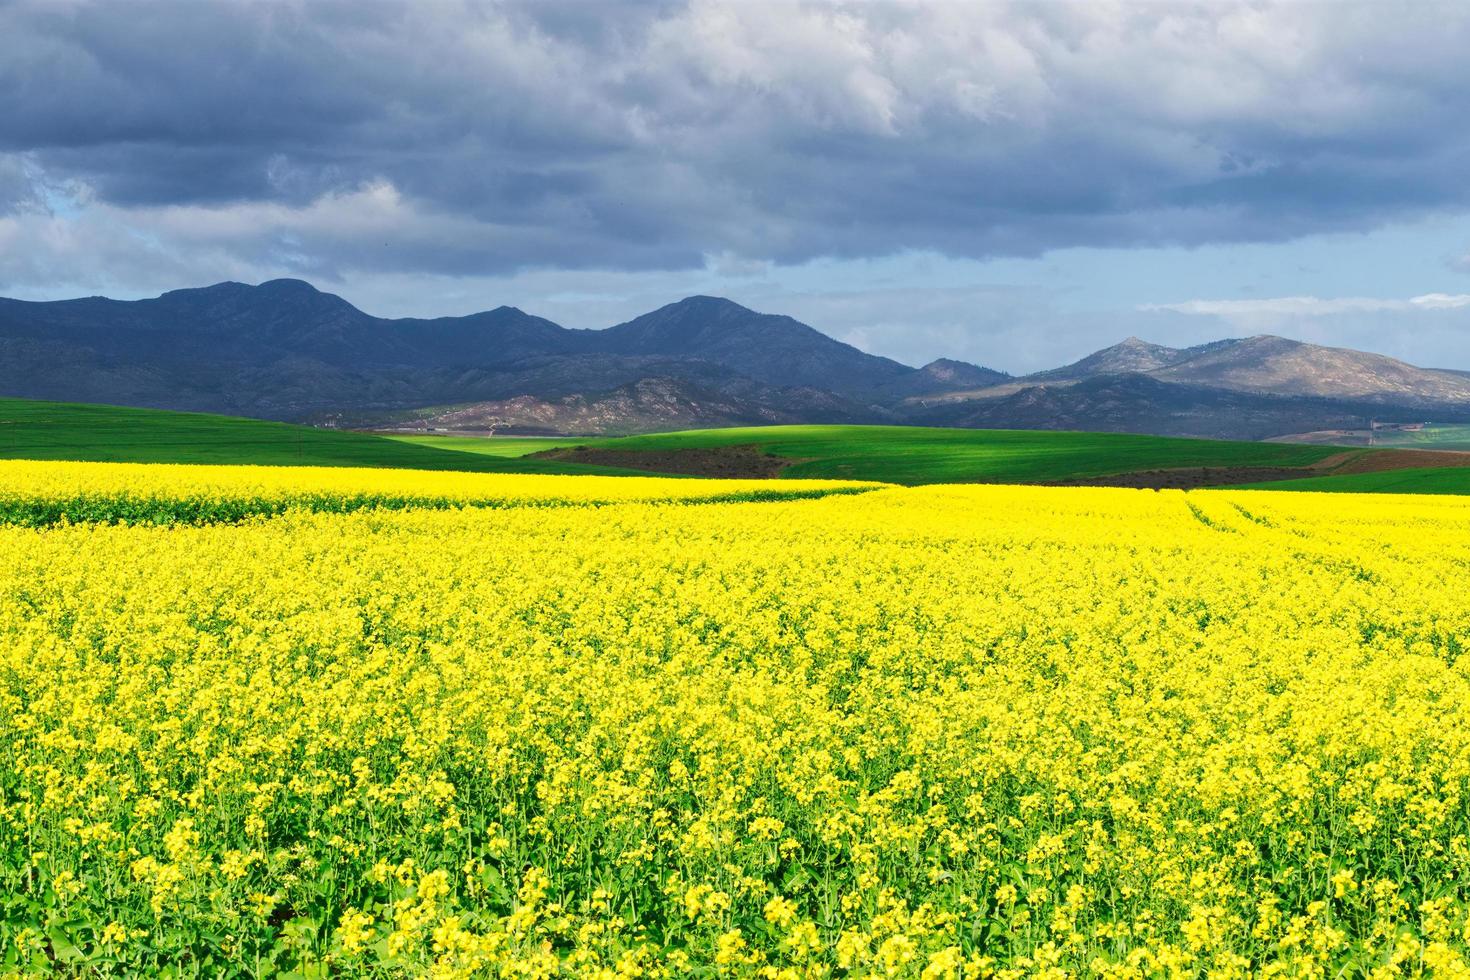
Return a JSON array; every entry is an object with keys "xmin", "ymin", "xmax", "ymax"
[{"xmin": 3, "ymin": 0, "xmax": 1470, "ymax": 372}]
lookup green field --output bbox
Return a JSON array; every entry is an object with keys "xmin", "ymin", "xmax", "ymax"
[
  {"xmin": 15, "ymin": 400, "xmax": 1470, "ymax": 492},
  {"xmin": 1369, "ymin": 424, "xmax": 1470, "ymax": 452},
  {"xmin": 385, "ymin": 433, "xmax": 589, "ymax": 458},
  {"xmin": 575, "ymin": 424, "xmax": 1346, "ymax": 485},
  {"xmin": 1235, "ymin": 466, "xmax": 1470, "ymax": 495},
  {"xmin": 0, "ymin": 399, "xmax": 643, "ymax": 475}
]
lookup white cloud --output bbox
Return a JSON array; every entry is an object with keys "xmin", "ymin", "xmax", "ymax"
[
  {"xmin": 1143, "ymin": 294, "xmax": 1470, "ymax": 317},
  {"xmin": 1410, "ymin": 293, "xmax": 1470, "ymax": 310}
]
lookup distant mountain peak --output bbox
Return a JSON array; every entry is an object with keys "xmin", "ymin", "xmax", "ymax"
[
  {"xmin": 597, "ymin": 294, "xmax": 910, "ymax": 395},
  {"xmin": 917, "ymin": 357, "xmax": 1008, "ymax": 379},
  {"xmin": 654, "ymin": 295, "xmax": 758, "ymax": 320},
  {"xmin": 168, "ymin": 278, "xmax": 321, "ymax": 297},
  {"xmin": 1036, "ymin": 336, "xmax": 1188, "ymax": 381},
  {"xmin": 1027, "ymin": 330, "xmax": 1470, "ymax": 407},
  {"xmin": 1108, "ymin": 335, "xmax": 1174, "ymax": 352},
  {"xmin": 160, "ymin": 280, "xmax": 252, "ymax": 298},
  {"xmin": 673, "ymin": 294, "xmax": 748, "ymax": 308},
  {"xmin": 158, "ymin": 279, "xmax": 351, "ymax": 314},
  {"xmin": 877, "ymin": 357, "xmax": 1010, "ymax": 399},
  {"xmin": 1233, "ymin": 333, "xmax": 1305, "ymax": 351},
  {"xmin": 256, "ymin": 278, "xmax": 322, "ymax": 294}
]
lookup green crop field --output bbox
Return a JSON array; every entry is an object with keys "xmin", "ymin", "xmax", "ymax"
[
  {"xmin": 0, "ymin": 399, "xmax": 642, "ymax": 475},
  {"xmin": 1366, "ymin": 424, "xmax": 1470, "ymax": 452},
  {"xmin": 16, "ymin": 402, "xmax": 1468, "ymax": 492},
  {"xmin": 385, "ymin": 433, "xmax": 590, "ymax": 458},
  {"xmin": 1234, "ymin": 466, "xmax": 1470, "ymax": 495},
  {"xmin": 575, "ymin": 424, "xmax": 1347, "ymax": 485}
]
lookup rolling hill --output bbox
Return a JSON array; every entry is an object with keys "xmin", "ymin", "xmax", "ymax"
[
  {"xmin": 1234, "ymin": 467, "xmax": 1470, "ymax": 495},
  {"xmin": 521, "ymin": 424, "xmax": 1350, "ymax": 486},
  {"xmin": 9, "ymin": 397, "xmax": 1470, "ymax": 492},
  {"xmin": 0, "ymin": 398, "xmax": 633, "ymax": 475}
]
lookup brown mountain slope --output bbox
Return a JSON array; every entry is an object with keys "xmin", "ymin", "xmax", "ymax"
[
  {"xmin": 369, "ymin": 376, "xmax": 875, "ymax": 436},
  {"xmin": 1149, "ymin": 335, "xmax": 1470, "ymax": 403},
  {"xmin": 923, "ymin": 334, "xmax": 1470, "ymax": 415},
  {"xmin": 1030, "ymin": 336, "xmax": 1212, "ymax": 380}
]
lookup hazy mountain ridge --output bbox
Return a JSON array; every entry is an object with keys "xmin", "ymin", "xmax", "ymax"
[
  {"xmin": 1147, "ymin": 336, "xmax": 1470, "ymax": 403},
  {"xmin": 1031, "ymin": 336, "xmax": 1211, "ymax": 381},
  {"xmin": 0, "ymin": 282, "xmax": 902, "ymax": 426},
  {"xmin": 910, "ymin": 373, "xmax": 1470, "ymax": 442},
  {"xmin": 1017, "ymin": 334, "xmax": 1470, "ymax": 405},
  {"xmin": 368, "ymin": 376, "xmax": 870, "ymax": 436},
  {"xmin": 2, "ymin": 279, "xmax": 1468, "ymax": 438},
  {"xmin": 875, "ymin": 358, "xmax": 1012, "ymax": 400}
]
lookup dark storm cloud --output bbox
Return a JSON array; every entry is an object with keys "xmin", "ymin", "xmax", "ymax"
[
  {"xmin": 4, "ymin": 0, "xmax": 1470, "ymax": 278},
  {"xmin": 0, "ymin": 155, "xmax": 43, "ymax": 215}
]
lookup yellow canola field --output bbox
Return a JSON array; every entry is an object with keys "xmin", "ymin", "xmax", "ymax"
[
  {"xmin": 2, "ymin": 477, "xmax": 1470, "ymax": 977},
  {"xmin": 0, "ymin": 459, "xmax": 879, "ymax": 524}
]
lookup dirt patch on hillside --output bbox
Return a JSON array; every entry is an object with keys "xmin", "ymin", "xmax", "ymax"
[
  {"xmin": 1324, "ymin": 449, "xmax": 1470, "ymax": 474},
  {"xmin": 1046, "ymin": 448, "xmax": 1470, "ymax": 490},
  {"xmin": 533, "ymin": 444, "xmax": 795, "ymax": 478},
  {"xmin": 1045, "ymin": 467, "xmax": 1326, "ymax": 490},
  {"xmin": 534, "ymin": 442, "xmax": 1470, "ymax": 488}
]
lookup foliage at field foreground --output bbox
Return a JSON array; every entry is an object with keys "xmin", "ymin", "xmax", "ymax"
[
  {"xmin": 2, "ymin": 480, "xmax": 1470, "ymax": 977},
  {"xmin": 0, "ymin": 459, "xmax": 876, "ymax": 525}
]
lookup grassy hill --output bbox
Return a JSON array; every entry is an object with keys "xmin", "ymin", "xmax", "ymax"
[
  {"xmin": 12, "ymin": 401, "xmax": 1466, "ymax": 493},
  {"xmin": 1234, "ymin": 467, "xmax": 1470, "ymax": 495},
  {"xmin": 384, "ymin": 434, "xmax": 588, "ymax": 459},
  {"xmin": 0, "ymin": 398, "xmax": 642, "ymax": 475},
  {"xmin": 1368, "ymin": 424, "xmax": 1470, "ymax": 452},
  {"xmin": 562, "ymin": 425, "xmax": 1347, "ymax": 485}
]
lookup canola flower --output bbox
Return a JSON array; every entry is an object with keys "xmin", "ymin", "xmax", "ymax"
[
  {"xmin": 0, "ymin": 459, "xmax": 879, "ymax": 525},
  {"xmin": 0, "ymin": 468, "xmax": 1469, "ymax": 976}
]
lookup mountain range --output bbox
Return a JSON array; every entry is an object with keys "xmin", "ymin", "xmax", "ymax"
[{"xmin": 2, "ymin": 278, "xmax": 1468, "ymax": 441}]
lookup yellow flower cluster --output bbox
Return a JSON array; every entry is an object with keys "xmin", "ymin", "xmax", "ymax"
[
  {"xmin": 1, "ymin": 469, "xmax": 1469, "ymax": 976},
  {"xmin": 0, "ymin": 459, "xmax": 878, "ymax": 525}
]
